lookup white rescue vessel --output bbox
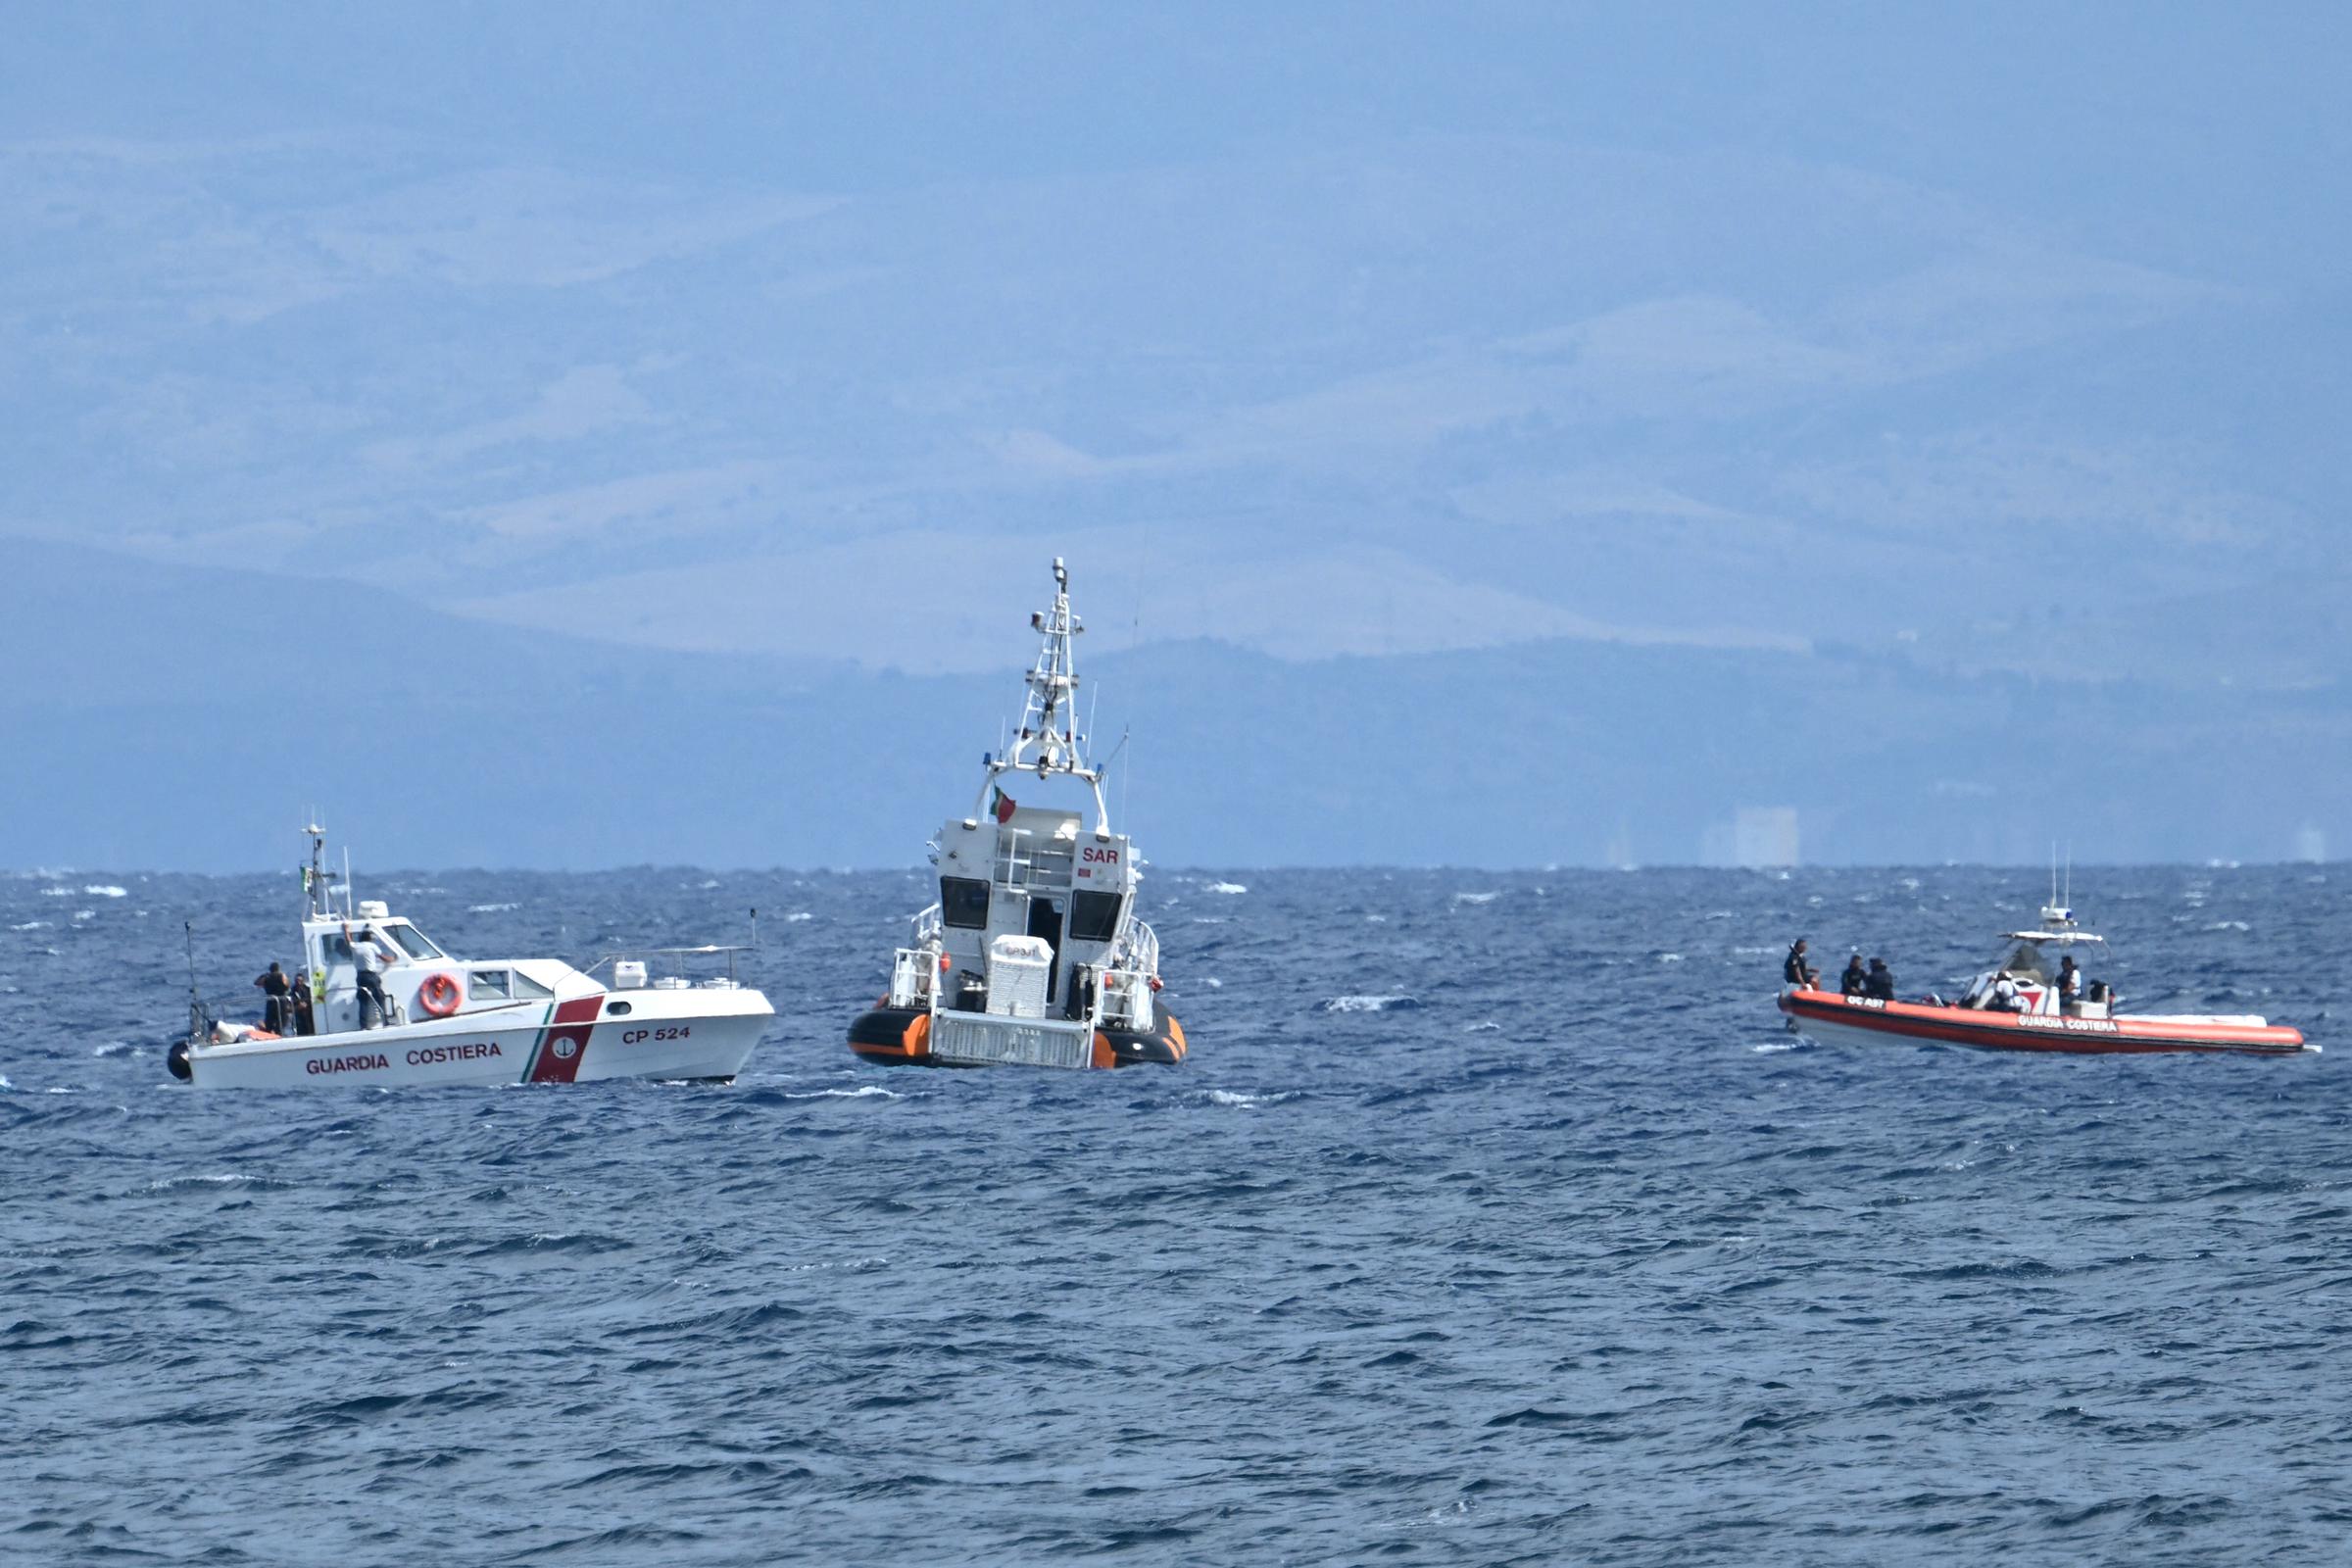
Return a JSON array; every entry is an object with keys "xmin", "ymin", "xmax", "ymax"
[
  {"xmin": 849, "ymin": 559, "xmax": 1186, "ymax": 1069},
  {"xmin": 170, "ymin": 828, "xmax": 774, "ymax": 1088}
]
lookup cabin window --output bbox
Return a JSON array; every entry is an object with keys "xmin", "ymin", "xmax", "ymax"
[
  {"xmin": 512, "ymin": 971, "xmax": 556, "ymax": 1001},
  {"xmin": 1068, "ymin": 890, "xmax": 1123, "ymax": 943},
  {"xmin": 941, "ymin": 876, "xmax": 992, "ymax": 929},
  {"xmin": 471, "ymin": 969, "xmax": 512, "ymax": 1000},
  {"xmin": 386, "ymin": 924, "xmax": 447, "ymax": 960}
]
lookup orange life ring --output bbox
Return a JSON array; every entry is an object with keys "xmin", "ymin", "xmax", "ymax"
[{"xmin": 417, "ymin": 972, "xmax": 464, "ymax": 1017}]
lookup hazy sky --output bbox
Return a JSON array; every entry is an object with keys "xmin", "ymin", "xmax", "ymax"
[
  {"xmin": 3, "ymin": 4, "xmax": 2347, "ymax": 866},
  {"xmin": 8, "ymin": 3, "xmax": 2346, "ymax": 665}
]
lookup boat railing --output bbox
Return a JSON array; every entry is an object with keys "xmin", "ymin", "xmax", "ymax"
[
  {"xmin": 888, "ymin": 945, "xmax": 940, "ymax": 1009},
  {"xmin": 992, "ymin": 826, "xmax": 1075, "ymax": 890},
  {"xmin": 1092, "ymin": 919, "xmax": 1161, "ymax": 1030},
  {"xmin": 578, "ymin": 943, "xmax": 755, "ymax": 990},
  {"xmin": 908, "ymin": 902, "xmax": 943, "ymax": 947}
]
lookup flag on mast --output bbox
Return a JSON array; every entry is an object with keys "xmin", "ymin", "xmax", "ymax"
[{"xmin": 990, "ymin": 785, "xmax": 1017, "ymax": 823}]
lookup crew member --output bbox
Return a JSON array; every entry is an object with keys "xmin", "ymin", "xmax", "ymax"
[
  {"xmin": 289, "ymin": 972, "xmax": 318, "ymax": 1037},
  {"xmin": 1839, "ymin": 954, "xmax": 1869, "ymax": 996},
  {"xmin": 1783, "ymin": 939, "xmax": 1816, "ymax": 989},
  {"xmin": 1865, "ymin": 956, "xmax": 1896, "ymax": 1001},
  {"xmin": 346, "ymin": 922, "xmax": 393, "ymax": 1029},
  {"xmin": 253, "ymin": 961, "xmax": 292, "ymax": 1033},
  {"xmin": 2056, "ymin": 955, "xmax": 2082, "ymax": 1006},
  {"xmin": 1990, "ymin": 974, "xmax": 2024, "ymax": 1011}
]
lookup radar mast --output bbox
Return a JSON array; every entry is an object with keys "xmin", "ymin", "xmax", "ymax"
[{"xmin": 979, "ymin": 558, "xmax": 1111, "ymax": 832}]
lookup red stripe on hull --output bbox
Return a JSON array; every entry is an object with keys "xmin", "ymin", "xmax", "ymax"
[
  {"xmin": 528, "ymin": 997, "xmax": 604, "ymax": 1083},
  {"xmin": 1779, "ymin": 991, "xmax": 2306, "ymax": 1056}
]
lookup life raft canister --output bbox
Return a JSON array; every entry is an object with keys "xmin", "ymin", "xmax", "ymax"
[{"xmin": 417, "ymin": 972, "xmax": 464, "ymax": 1017}]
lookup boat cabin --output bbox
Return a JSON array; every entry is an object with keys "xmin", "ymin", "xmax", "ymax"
[
  {"xmin": 928, "ymin": 805, "xmax": 1137, "ymax": 1022},
  {"xmin": 1958, "ymin": 906, "xmax": 2113, "ymax": 1017},
  {"xmin": 298, "ymin": 899, "xmax": 588, "ymax": 1034}
]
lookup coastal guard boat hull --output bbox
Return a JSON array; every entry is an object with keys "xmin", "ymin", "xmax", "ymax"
[
  {"xmin": 1778, "ymin": 899, "xmax": 2312, "ymax": 1057},
  {"xmin": 173, "ymin": 828, "xmax": 773, "ymax": 1088},
  {"xmin": 181, "ymin": 989, "xmax": 772, "ymax": 1088},
  {"xmin": 1778, "ymin": 990, "xmax": 2309, "ymax": 1055},
  {"xmin": 847, "ymin": 558, "xmax": 1186, "ymax": 1071}
]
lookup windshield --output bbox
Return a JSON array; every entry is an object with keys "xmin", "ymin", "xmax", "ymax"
[
  {"xmin": 385, "ymin": 924, "xmax": 446, "ymax": 960},
  {"xmin": 1068, "ymin": 890, "xmax": 1124, "ymax": 944},
  {"xmin": 1997, "ymin": 940, "xmax": 2047, "ymax": 982},
  {"xmin": 941, "ymin": 877, "xmax": 991, "ymax": 930}
]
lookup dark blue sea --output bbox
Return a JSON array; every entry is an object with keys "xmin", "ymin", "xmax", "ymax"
[{"xmin": 3, "ymin": 863, "xmax": 2346, "ymax": 1566}]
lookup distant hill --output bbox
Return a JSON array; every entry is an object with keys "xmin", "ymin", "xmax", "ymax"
[{"xmin": 3, "ymin": 543, "xmax": 2341, "ymax": 870}]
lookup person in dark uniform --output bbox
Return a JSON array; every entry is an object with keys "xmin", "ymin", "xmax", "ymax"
[
  {"xmin": 1865, "ymin": 957, "xmax": 1896, "ymax": 1000},
  {"xmin": 1839, "ymin": 954, "xmax": 1869, "ymax": 996},
  {"xmin": 254, "ymin": 961, "xmax": 292, "ymax": 1033},
  {"xmin": 1783, "ymin": 939, "xmax": 1816, "ymax": 988},
  {"xmin": 289, "ymin": 972, "xmax": 318, "ymax": 1036},
  {"xmin": 2056, "ymin": 955, "xmax": 2082, "ymax": 1007}
]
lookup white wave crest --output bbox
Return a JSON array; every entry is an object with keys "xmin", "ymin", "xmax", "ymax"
[
  {"xmin": 39, "ymin": 886, "xmax": 70, "ymax": 897},
  {"xmin": 467, "ymin": 902, "xmax": 519, "ymax": 913},
  {"xmin": 11, "ymin": 920, "xmax": 48, "ymax": 930},
  {"xmin": 1202, "ymin": 977, "xmax": 1222, "ymax": 988},
  {"xmin": 1320, "ymin": 995, "xmax": 1416, "ymax": 1012},
  {"xmin": 1463, "ymin": 1020, "xmax": 1501, "ymax": 1033},
  {"xmin": 83, "ymin": 885, "xmax": 127, "ymax": 898},
  {"xmin": 1656, "ymin": 953, "xmax": 1685, "ymax": 963},
  {"xmin": 786, "ymin": 912, "xmax": 813, "ymax": 922},
  {"xmin": 1204, "ymin": 881, "xmax": 1249, "ymax": 895},
  {"xmin": 1206, "ymin": 1088, "xmax": 1297, "ymax": 1109},
  {"xmin": 1452, "ymin": 891, "xmax": 1498, "ymax": 906},
  {"xmin": 2209, "ymin": 919, "xmax": 2251, "ymax": 931},
  {"xmin": 783, "ymin": 1085, "xmax": 903, "ymax": 1101},
  {"xmin": 1751, "ymin": 1041, "xmax": 1801, "ymax": 1054}
]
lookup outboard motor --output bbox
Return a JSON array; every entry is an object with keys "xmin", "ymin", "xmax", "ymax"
[{"xmin": 167, "ymin": 1036, "xmax": 192, "ymax": 1082}]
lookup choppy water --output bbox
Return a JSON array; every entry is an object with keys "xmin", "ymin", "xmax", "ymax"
[{"xmin": 3, "ymin": 863, "xmax": 2346, "ymax": 1565}]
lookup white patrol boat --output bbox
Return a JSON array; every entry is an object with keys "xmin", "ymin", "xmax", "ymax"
[
  {"xmin": 1780, "ymin": 901, "xmax": 2312, "ymax": 1056},
  {"xmin": 849, "ymin": 559, "xmax": 1186, "ymax": 1070},
  {"xmin": 169, "ymin": 828, "xmax": 774, "ymax": 1088}
]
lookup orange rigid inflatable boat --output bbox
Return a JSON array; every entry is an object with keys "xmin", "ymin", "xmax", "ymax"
[
  {"xmin": 1779, "ymin": 903, "xmax": 2312, "ymax": 1057},
  {"xmin": 847, "ymin": 559, "xmax": 1186, "ymax": 1071}
]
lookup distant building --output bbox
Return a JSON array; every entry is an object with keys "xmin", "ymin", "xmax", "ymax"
[
  {"xmin": 1703, "ymin": 806, "xmax": 1800, "ymax": 868},
  {"xmin": 1736, "ymin": 807, "xmax": 1800, "ymax": 868}
]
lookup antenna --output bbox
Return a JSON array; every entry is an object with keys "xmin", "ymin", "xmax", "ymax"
[
  {"xmin": 750, "ymin": 906, "xmax": 760, "ymax": 952},
  {"xmin": 343, "ymin": 847, "xmax": 353, "ymax": 918},
  {"xmin": 182, "ymin": 920, "xmax": 211, "ymax": 1045}
]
